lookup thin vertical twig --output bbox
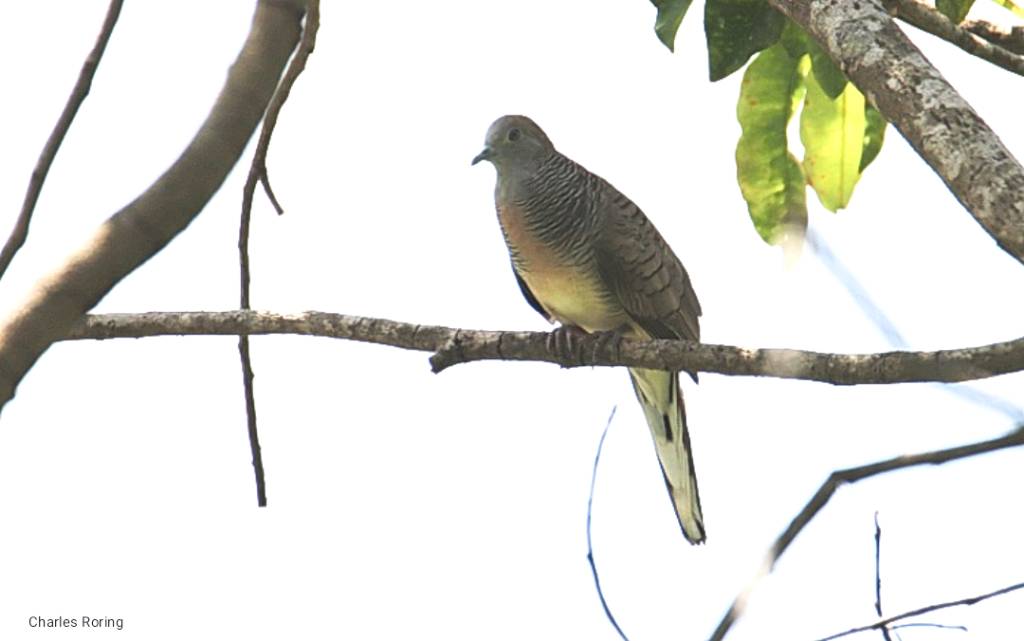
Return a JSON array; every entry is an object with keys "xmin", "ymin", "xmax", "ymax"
[
  {"xmin": 0, "ymin": 0, "xmax": 124, "ymax": 281},
  {"xmin": 237, "ymin": 0, "xmax": 319, "ymax": 507},
  {"xmin": 873, "ymin": 513, "xmax": 894, "ymax": 641},
  {"xmin": 586, "ymin": 406, "xmax": 628, "ymax": 641}
]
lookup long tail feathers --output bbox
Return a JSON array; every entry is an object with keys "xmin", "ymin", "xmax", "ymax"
[{"xmin": 628, "ymin": 367, "xmax": 706, "ymax": 544}]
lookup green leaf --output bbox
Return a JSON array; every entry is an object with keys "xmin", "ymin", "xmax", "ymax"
[
  {"xmin": 860, "ymin": 104, "xmax": 887, "ymax": 172},
  {"xmin": 779, "ymin": 20, "xmax": 847, "ymax": 98},
  {"xmin": 651, "ymin": 0, "xmax": 695, "ymax": 51},
  {"xmin": 809, "ymin": 48, "xmax": 846, "ymax": 99},
  {"xmin": 936, "ymin": 0, "xmax": 976, "ymax": 22},
  {"xmin": 778, "ymin": 18, "xmax": 809, "ymax": 59},
  {"xmin": 735, "ymin": 43, "xmax": 808, "ymax": 245},
  {"xmin": 800, "ymin": 69, "xmax": 867, "ymax": 212},
  {"xmin": 705, "ymin": 0, "xmax": 786, "ymax": 81}
]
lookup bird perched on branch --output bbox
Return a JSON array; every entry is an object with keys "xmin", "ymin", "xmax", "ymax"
[{"xmin": 473, "ymin": 115, "xmax": 706, "ymax": 543}]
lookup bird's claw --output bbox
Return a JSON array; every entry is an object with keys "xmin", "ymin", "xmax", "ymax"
[
  {"xmin": 591, "ymin": 329, "xmax": 623, "ymax": 358},
  {"xmin": 546, "ymin": 325, "xmax": 588, "ymax": 364},
  {"xmin": 546, "ymin": 326, "xmax": 623, "ymax": 366}
]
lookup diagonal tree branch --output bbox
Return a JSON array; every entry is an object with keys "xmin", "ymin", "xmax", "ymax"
[
  {"xmin": 0, "ymin": 1, "xmax": 308, "ymax": 416},
  {"xmin": 963, "ymin": 19, "xmax": 1024, "ymax": 55},
  {"xmin": 0, "ymin": 0, "xmax": 124, "ymax": 282},
  {"xmin": 709, "ymin": 424, "xmax": 1024, "ymax": 641},
  {"xmin": 891, "ymin": 0, "xmax": 1024, "ymax": 76},
  {"xmin": 769, "ymin": 0, "xmax": 1024, "ymax": 267},
  {"xmin": 62, "ymin": 310, "xmax": 1024, "ymax": 385},
  {"xmin": 816, "ymin": 579, "xmax": 1024, "ymax": 641}
]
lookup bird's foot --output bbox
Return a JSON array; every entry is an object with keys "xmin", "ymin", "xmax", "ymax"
[
  {"xmin": 589, "ymin": 328, "xmax": 625, "ymax": 360},
  {"xmin": 546, "ymin": 326, "xmax": 623, "ymax": 366},
  {"xmin": 546, "ymin": 325, "xmax": 588, "ymax": 365}
]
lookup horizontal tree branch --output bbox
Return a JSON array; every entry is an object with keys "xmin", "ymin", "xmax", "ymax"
[
  {"xmin": 770, "ymin": 0, "xmax": 1024, "ymax": 267},
  {"xmin": 709, "ymin": 423, "xmax": 1024, "ymax": 641},
  {"xmin": 63, "ymin": 310, "xmax": 1024, "ymax": 385},
  {"xmin": 892, "ymin": 0, "xmax": 1024, "ymax": 76}
]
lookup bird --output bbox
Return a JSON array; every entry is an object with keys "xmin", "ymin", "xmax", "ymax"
[{"xmin": 473, "ymin": 115, "xmax": 706, "ymax": 544}]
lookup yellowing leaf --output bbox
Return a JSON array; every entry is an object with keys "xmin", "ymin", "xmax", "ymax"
[
  {"xmin": 800, "ymin": 71, "xmax": 866, "ymax": 212},
  {"xmin": 991, "ymin": 0, "xmax": 1024, "ymax": 19},
  {"xmin": 779, "ymin": 151, "xmax": 808, "ymax": 262},
  {"xmin": 736, "ymin": 43, "xmax": 808, "ymax": 245}
]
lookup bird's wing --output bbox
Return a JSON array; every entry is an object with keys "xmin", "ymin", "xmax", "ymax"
[
  {"xmin": 593, "ymin": 183, "xmax": 701, "ymax": 344},
  {"xmin": 592, "ymin": 181, "xmax": 707, "ymax": 543},
  {"xmin": 512, "ymin": 263, "xmax": 552, "ymax": 322}
]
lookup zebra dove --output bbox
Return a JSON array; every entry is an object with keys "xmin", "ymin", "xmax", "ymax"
[{"xmin": 473, "ymin": 115, "xmax": 706, "ymax": 543}]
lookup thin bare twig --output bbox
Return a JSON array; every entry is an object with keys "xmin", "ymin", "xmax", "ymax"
[
  {"xmin": 873, "ymin": 513, "xmax": 894, "ymax": 641},
  {"xmin": 816, "ymin": 580, "xmax": 1024, "ymax": 641},
  {"xmin": 241, "ymin": 0, "xmax": 319, "ymax": 221},
  {"xmin": 237, "ymin": 1, "xmax": 319, "ymax": 508},
  {"xmin": 891, "ymin": 0, "xmax": 1024, "ymax": 76},
  {"xmin": 890, "ymin": 621, "xmax": 966, "ymax": 632},
  {"xmin": 585, "ymin": 407, "xmax": 628, "ymax": 641},
  {"xmin": 236, "ymin": 335, "xmax": 266, "ymax": 506},
  {"xmin": 0, "ymin": 0, "xmax": 124, "ymax": 281},
  {"xmin": 708, "ymin": 424, "xmax": 1024, "ymax": 641}
]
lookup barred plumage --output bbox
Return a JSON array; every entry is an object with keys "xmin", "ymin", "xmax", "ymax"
[{"xmin": 474, "ymin": 115, "xmax": 706, "ymax": 544}]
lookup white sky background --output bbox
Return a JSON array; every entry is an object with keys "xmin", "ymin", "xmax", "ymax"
[{"xmin": 1, "ymin": 1, "xmax": 1023, "ymax": 639}]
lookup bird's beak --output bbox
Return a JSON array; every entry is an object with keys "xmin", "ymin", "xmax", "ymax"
[{"xmin": 471, "ymin": 147, "xmax": 492, "ymax": 166}]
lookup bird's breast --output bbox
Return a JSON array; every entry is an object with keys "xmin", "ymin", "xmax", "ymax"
[{"xmin": 498, "ymin": 204, "xmax": 625, "ymax": 332}]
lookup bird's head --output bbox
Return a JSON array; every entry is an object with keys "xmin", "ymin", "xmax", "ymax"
[{"xmin": 472, "ymin": 115, "xmax": 555, "ymax": 173}]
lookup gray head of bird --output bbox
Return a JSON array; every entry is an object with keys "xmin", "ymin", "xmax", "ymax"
[{"xmin": 472, "ymin": 115, "xmax": 555, "ymax": 175}]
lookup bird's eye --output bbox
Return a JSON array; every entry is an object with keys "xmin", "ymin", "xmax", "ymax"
[{"xmin": 507, "ymin": 128, "xmax": 521, "ymax": 142}]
